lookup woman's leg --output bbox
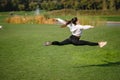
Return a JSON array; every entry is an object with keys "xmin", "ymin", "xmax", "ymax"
[
  {"xmin": 75, "ymin": 40, "xmax": 98, "ymax": 46},
  {"xmin": 52, "ymin": 39, "xmax": 71, "ymax": 46},
  {"xmin": 70, "ymin": 35, "xmax": 107, "ymax": 47},
  {"xmin": 70, "ymin": 35, "xmax": 98, "ymax": 46}
]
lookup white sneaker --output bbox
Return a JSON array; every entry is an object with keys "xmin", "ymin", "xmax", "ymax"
[
  {"xmin": 43, "ymin": 41, "xmax": 52, "ymax": 46},
  {"xmin": 98, "ymin": 41, "xmax": 107, "ymax": 48}
]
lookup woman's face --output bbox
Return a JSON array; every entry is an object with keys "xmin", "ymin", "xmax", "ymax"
[{"xmin": 76, "ymin": 20, "xmax": 80, "ymax": 24}]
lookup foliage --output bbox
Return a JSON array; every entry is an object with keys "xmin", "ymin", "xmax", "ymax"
[
  {"xmin": 0, "ymin": 0, "xmax": 120, "ymax": 11},
  {"xmin": 29, "ymin": 2, "xmax": 38, "ymax": 11},
  {"xmin": 18, "ymin": 4, "xmax": 25, "ymax": 11},
  {"xmin": 48, "ymin": 9, "xmax": 120, "ymax": 16},
  {"xmin": 5, "ymin": 15, "xmax": 55, "ymax": 24}
]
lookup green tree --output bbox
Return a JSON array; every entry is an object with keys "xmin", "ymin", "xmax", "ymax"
[
  {"xmin": 73, "ymin": 1, "xmax": 80, "ymax": 10},
  {"xmin": 0, "ymin": 0, "xmax": 120, "ymax": 11},
  {"xmin": 109, "ymin": 0, "xmax": 115, "ymax": 10},
  {"xmin": 18, "ymin": 4, "xmax": 25, "ymax": 11},
  {"xmin": 115, "ymin": 0, "xmax": 120, "ymax": 10},
  {"xmin": 41, "ymin": 1, "xmax": 48, "ymax": 10},
  {"xmin": 11, "ymin": 0, "xmax": 19, "ymax": 10},
  {"xmin": 0, "ymin": 0, "xmax": 7, "ymax": 11},
  {"xmin": 80, "ymin": 0, "xmax": 88, "ymax": 10},
  {"xmin": 29, "ymin": 2, "xmax": 38, "ymax": 10},
  {"xmin": 61, "ymin": 0, "xmax": 68, "ymax": 9},
  {"xmin": 102, "ymin": 0, "xmax": 107, "ymax": 11}
]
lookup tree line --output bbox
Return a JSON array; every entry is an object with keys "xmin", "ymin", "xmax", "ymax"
[{"xmin": 0, "ymin": 0, "xmax": 120, "ymax": 12}]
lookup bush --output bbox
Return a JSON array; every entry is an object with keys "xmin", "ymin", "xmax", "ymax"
[{"xmin": 5, "ymin": 15, "xmax": 55, "ymax": 24}]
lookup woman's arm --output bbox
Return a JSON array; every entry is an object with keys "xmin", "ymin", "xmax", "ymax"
[
  {"xmin": 79, "ymin": 25, "xmax": 94, "ymax": 29},
  {"xmin": 55, "ymin": 18, "xmax": 71, "ymax": 28},
  {"xmin": 55, "ymin": 18, "xmax": 66, "ymax": 25}
]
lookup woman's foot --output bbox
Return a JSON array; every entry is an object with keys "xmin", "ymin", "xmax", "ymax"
[
  {"xmin": 43, "ymin": 41, "xmax": 52, "ymax": 46},
  {"xmin": 98, "ymin": 41, "xmax": 107, "ymax": 48}
]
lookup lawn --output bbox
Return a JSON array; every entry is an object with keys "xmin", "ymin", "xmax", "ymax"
[
  {"xmin": 0, "ymin": 23, "xmax": 120, "ymax": 80},
  {"xmin": 101, "ymin": 16, "xmax": 120, "ymax": 21}
]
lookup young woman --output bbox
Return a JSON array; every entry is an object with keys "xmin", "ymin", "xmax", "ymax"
[{"xmin": 44, "ymin": 17, "xmax": 107, "ymax": 48}]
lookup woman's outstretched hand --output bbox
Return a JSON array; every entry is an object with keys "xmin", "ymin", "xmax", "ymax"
[
  {"xmin": 90, "ymin": 26, "xmax": 94, "ymax": 28},
  {"xmin": 54, "ymin": 18, "xmax": 66, "ymax": 25}
]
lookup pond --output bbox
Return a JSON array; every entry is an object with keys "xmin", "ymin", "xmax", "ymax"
[{"xmin": 106, "ymin": 21, "xmax": 120, "ymax": 27}]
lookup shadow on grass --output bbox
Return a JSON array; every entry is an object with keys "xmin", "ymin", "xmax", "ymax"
[{"xmin": 74, "ymin": 61, "xmax": 120, "ymax": 68}]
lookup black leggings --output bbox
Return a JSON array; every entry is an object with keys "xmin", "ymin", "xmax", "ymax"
[{"xmin": 52, "ymin": 35, "xmax": 98, "ymax": 46}]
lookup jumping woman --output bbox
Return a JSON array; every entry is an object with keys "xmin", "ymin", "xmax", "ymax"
[{"xmin": 44, "ymin": 17, "xmax": 107, "ymax": 48}]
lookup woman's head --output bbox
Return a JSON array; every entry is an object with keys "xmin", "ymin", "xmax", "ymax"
[
  {"xmin": 65, "ymin": 17, "xmax": 79, "ymax": 27},
  {"xmin": 71, "ymin": 17, "xmax": 78, "ymax": 25}
]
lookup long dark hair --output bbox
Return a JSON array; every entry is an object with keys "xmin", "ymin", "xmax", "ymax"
[{"xmin": 66, "ymin": 17, "xmax": 78, "ymax": 25}]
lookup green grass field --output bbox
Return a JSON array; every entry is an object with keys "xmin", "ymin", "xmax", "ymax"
[{"xmin": 0, "ymin": 23, "xmax": 120, "ymax": 80}]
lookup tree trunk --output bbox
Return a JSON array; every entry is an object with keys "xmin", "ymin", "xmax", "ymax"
[
  {"xmin": 102, "ymin": 0, "xmax": 107, "ymax": 11},
  {"xmin": 109, "ymin": 0, "xmax": 115, "ymax": 11}
]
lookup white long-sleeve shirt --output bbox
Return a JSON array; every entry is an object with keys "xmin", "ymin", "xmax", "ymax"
[{"xmin": 56, "ymin": 18, "xmax": 93, "ymax": 36}]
